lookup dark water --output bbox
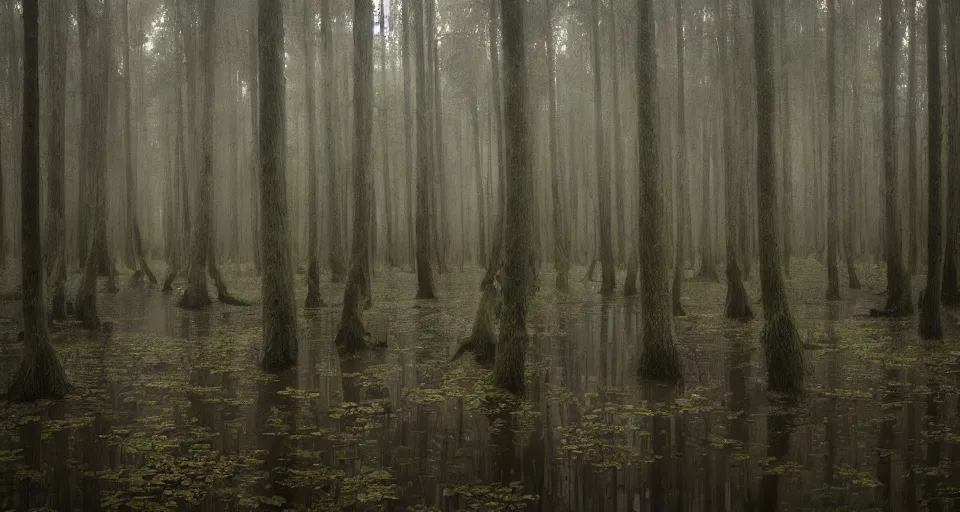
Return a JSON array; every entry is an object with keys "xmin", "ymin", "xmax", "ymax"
[{"xmin": 2, "ymin": 260, "xmax": 960, "ymax": 511}]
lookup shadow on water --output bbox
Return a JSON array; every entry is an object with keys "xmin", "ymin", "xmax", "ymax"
[{"xmin": 4, "ymin": 263, "xmax": 960, "ymax": 510}]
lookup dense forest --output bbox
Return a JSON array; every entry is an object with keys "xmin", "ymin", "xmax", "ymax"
[{"xmin": 2, "ymin": 0, "xmax": 960, "ymax": 509}]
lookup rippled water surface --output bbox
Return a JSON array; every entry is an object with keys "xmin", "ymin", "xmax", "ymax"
[{"xmin": 2, "ymin": 260, "xmax": 959, "ymax": 511}]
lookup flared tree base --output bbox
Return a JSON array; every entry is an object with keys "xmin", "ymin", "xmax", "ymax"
[
  {"xmin": 453, "ymin": 285, "xmax": 499, "ymax": 364},
  {"xmin": 75, "ymin": 291, "xmax": 100, "ymax": 330},
  {"xmin": 870, "ymin": 287, "xmax": 913, "ymax": 318},
  {"xmin": 178, "ymin": 286, "xmax": 212, "ymax": 310},
  {"xmin": 50, "ymin": 290, "xmax": 66, "ymax": 322},
  {"xmin": 919, "ymin": 287, "xmax": 943, "ymax": 340},
  {"xmin": 762, "ymin": 312, "xmax": 804, "ymax": 395},
  {"xmin": 555, "ymin": 269, "xmax": 570, "ymax": 293},
  {"xmin": 304, "ymin": 260, "xmax": 326, "ymax": 309},
  {"xmin": 335, "ymin": 312, "xmax": 369, "ymax": 354},
  {"xmin": 262, "ymin": 334, "xmax": 299, "ymax": 373},
  {"xmin": 7, "ymin": 339, "xmax": 70, "ymax": 402},
  {"xmin": 639, "ymin": 336, "xmax": 683, "ymax": 383},
  {"xmin": 825, "ymin": 283, "xmax": 841, "ymax": 301},
  {"xmin": 673, "ymin": 300, "xmax": 686, "ymax": 317},
  {"xmin": 724, "ymin": 281, "xmax": 754, "ymax": 321}
]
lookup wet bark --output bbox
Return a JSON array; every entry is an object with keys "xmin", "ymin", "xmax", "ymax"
[
  {"xmin": 611, "ymin": 7, "xmax": 625, "ymax": 267},
  {"xmin": 44, "ymin": 0, "xmax": 67, "ymax": 322},
  {"xmin": 335, "ymin": 0, "xmax": 375, "ymax": 353},
  {"xmin": 493, "ymin": 0, "xmax": 531, "ymax": 395},
  {"xmin": 754, "ymin": 0, "xmax": 803, "ymax": 395},
  {"xmin": 871, "ymin": 0, "xmax": 913, "ymax": 318},
  {"xmin": 825, "ymin": 0, "xmax": 840, "ymax": 300},
  {"xmin": 124, "ymin": 0, "xmax": 156, "ymax": 285},
  {"xmin": 591, "ymin": 0, "xmax": 615, "ymax": 294},
  {"xmin": 778, "ymin": 0, "xmax": 792, "ymax": 275},
  {"xmin": 380, "ymin": 0, "xmax": 395, "ymax": 268},
  {"xmin": 258, "ymin": 0, "xmax": 299, "ymax": 372},
  {"xmin": 845, "ymin": 5, "xmax": 861, "ymax": 290},
  {"xmin": 942, "ymin": 0, "xmax": 960, "ymax": 306},
  {"xmin": 414, "ymin": 0, "xmax": 437, "ymax": 299},
  {"xmin": 907, "ymin": 0, "xmax": 919, "ymax": 275},
  {"xmin": 321, "ymin": 0, "xmax": 346, "ymax": 284},
  {"xmin": 303, "ymin": 0, "xmax": 324, "ymax": 309},
  {"xmin": 919, "ymin": 0, "xmax": 943, "ymax": 340},
  {"xmin": 402, "ymin": 0, "xmax": 415, "ymax": 267},
  {"xmin": 672, "ymin": 0, "xmax": 688, "ymax": 316},
  {"xmin": 637, "ymin": 0, "xmax": 682, "ymax": 382},
  {"xmin": 8, "ymin": 0, "xmax": 69, "ymax": 402}
]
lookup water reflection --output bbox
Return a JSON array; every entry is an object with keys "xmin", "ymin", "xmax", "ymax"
[{"xmin": 3, "ymin": 268, "xmax": 960, "ymax": 510}]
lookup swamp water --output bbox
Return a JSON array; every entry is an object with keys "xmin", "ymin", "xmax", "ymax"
[{"xmin": 1, "ymin": 260, "xmax": 960, "ymax": 511}]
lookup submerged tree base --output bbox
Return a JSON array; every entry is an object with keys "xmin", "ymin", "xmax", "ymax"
[
  {"xmin": 6, "ymin": 339, "xmax": 71, "ymax": 402},
  {"xmin": 639, "ymin": 335, "xmax": 683, "ymax": 383},
  {"xmin": 178, "ymin": 286, "xmax": 212, "ymax": 310},
  {"xmin": 825, "ymin": 283, "xmax": 840, "ymax": 301},
  {"xmin": 262, "ymin": 335, "xmax": 298, "ymax": 373},
  {"xmin": 304, "ymin": 260, "xmax": 325, "ymax": 309},
  {"xmin": 724, "ymin": 280, "xmax": 753, "ymax": 321},
  {"xmin": 493, "ymin": 330, "xmax": 526, "ymax": 395},
  {"xmin": 919, "ymin": 287, "xmax": 943, "ymax": 340},
  {"xmin": 335, "ymin": 312, "xmax": 369, "ymax": 353},
  {"xmin": 762, "ymin": 312, "xmax": 804, "ymax": 396},
  {"xmin": 453, "ymin": 284, "xmax": 499, "ymax": 364},
  {"xmin": 75, "ymin": 292, "xmax": 100, "ymax": 330},
  {"xmin": 869, "ymin": 288, "xmax": 913, "ymax": 318}
]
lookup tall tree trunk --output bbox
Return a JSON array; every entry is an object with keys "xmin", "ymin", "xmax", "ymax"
[
  {"xmin": 335, "ymin": 0, "xmax": 375, "ymax": 352},
  {"xmin": 427, "ymin": 0, "xmax": 447, "ymax": 275},
  {"xmin": 919, "ymin": 0, "xmax": 943, "ymax": 340},
  {"xmin": 845, "ymin": 3, "xmax": 862, "ymax": 289},
  {"xmin": 591, "ymin": 0, "xmax": 615, "ymax": 293},
  {"xmin": 76, "ymin": 0, "xmax": 117, "ymax": 329},
  {"xmin": 45, "ymin": 0, "xmax": 67, "ymax": 321},
  {"xmin": 825, "ymin": 0, "xmax": 840, "ymax": 300},
  {"xmin": 415, "ymin": 0, "xmax": 437, "ymax": 299},
  {"xmin": 944, "ymin": 0, "xmax": 960, "ymax": 305},
  {"xmin": 248, "ymin": 15, "xmax": 261, "ymax": 275},
  {"xmin": 753, "ymin": 0, "xmax": 803, "ymax": 395},
  {"xmin": 7, "ymin": 0, "xmax": 69, "ymax": 402},
  {"xmin": 721, "ymin": 0, "xmax": 752, "ymax": 321},
  {"xmin": 472, "ymin": 81, "xmax": 487, "ymax": 269},
  {"xmin": 547, "ymin": 0, "xmax": 568, "ymax": 292},
  {"xmin": 611, "ymin": 6, "xmax": 625, "ymax": 267},
  {"xmin": 304, "ymin": 0, "xmax": 324, "ymax": 309},
  {"xmin": 402, "ymin": 0, "xmax": 416, "ymax": 267},
  {"xmin": 124, "ymin": 0, "xmax": 156, "ymax": 284},
  {"xmin": 162, "ymin": 0, "xmax": 190, "ymax": 291},
  {"xmin": 637, "ymin": 0, "xmax": 682, "ymax": 382},
  {"xmin": 907, "ymin": 0, "xmax": 919, "ymax": 275},
  {"xmin": 779, "ymin": 0, "xmax": 792, "ymax": 274},
  {"xmin": 493, "ymin": 0, "xmax": 532, "ymax": 394},
  {"xmin": 672, "ymin": 0, "xmax": 688, "ymax": 316},
  {"xmin": 322, "ymin": 0, "xmax": 345, "ymax": 283},
  {"xmin": 872, "ymin": 0, "xmax": 913, "ymax": 317},
  {"xmin": 381, "ymin": 0, "xmax": 394, "ymax": 268},
  {"xmin": 259, "ymin": 0, "xmax": 299, "ymax": 371}
]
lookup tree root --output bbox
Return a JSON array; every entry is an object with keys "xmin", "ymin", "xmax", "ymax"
[
  {"xmin": 208, "ymin": 261, "xmax": 251, "ymax": 306},
  {"xmin": 161, "ymin": 262, "xmax": 179, "ymax": 292},
  {"xmin": 177, "ymin": 287, "xmax": 211, "ymax": 310},
  {"xmin": 335, "ymin": 310, "xmax": 369, "ymax": 354},
  {"xmin": 762, "ymin": 311, "xmax": 804, "ymax": 395},
  {"xmin": 6, "ymin": 338, "xmax": 71, "ymax": 402},
  {"xmin": 724, "ymin": 279, "xmax": 753, "ymax": 321},
  {"xmin": 869, "ymin": 287, "xmax": 913, "ymax": 318}
]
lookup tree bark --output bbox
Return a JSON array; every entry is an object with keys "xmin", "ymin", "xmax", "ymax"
[
  {"xmin": 415, "ymin": 0, "xmax": 437, "ymax": 299},
  {"xmin": 845, "ymin": 3, "xmax": 862, "ymax": 289},
  {"xmin": 591, "ymin": 0, "xmax": 615, "ymax": 294},
  {"xmin": 672, "ymin": 0, "xmax": 688, "ymax": 316},
  {"xmin": 335, "ymin": 0, "xmax": 375, "ymax": 352},
  {"xmin": 7, "ymin": 0, "xmax": 70, "ymax": 402},
  {"xmin": 778, "ymin": 0, "xmax": 792, "ymax": 274},
  {"xmin": 547, "ymin": 0, "xmax": 568, "ymax": 292},
  {"xmin": 44, "ymin": 0, "xmax": 68, "ymax": 321},
  {"xmin": 380, "ymin": 0, "xmax": 395, "ymax": 268},
  {"xmin": 493, "ymin": 0, "xmax": 532, "ymax": 395},
  {"xmin": 124, "ymin": 0, "xmax": 156, "ymax": 285},
  {"xmin": 637, "ymin": 0, "xmax": 682, "ymax": 382},
  {"xmin": 907, "ymin": 0, "xmax": 919, "ymax": 275},
  {"xmin": 720, "ymin": 0, "xmax": 752, "ymax": 321},
  {"xmin": 322, "ymin": 0, "xmax": 346, "ymax": 283},
  {"xmin": 303, "ymin": 0, "xmax": 324, "ymax": 309},
  {"xmin": 871, "ymin": 0, "xmax": 913, "ymax": 317},
  {"xmin": 258, "ymin": 0, "xmax": 299, "ymax": 371},
  {"xmin": 919, "ymin": 0, "xmax": 944, "ymax": 340},
  {"xmin": 944, "ymin": 0, "xmax": 960, "ymax": 305},
  {"xmin": 825, "ymin": 0, "xmax": 840, "ymax": 300},
  {"xmin": 753, "ymin": 0, "xmax": 803, "ymax": 395}
]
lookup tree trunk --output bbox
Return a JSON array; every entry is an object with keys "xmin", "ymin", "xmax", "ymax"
[
  {"xmin": 919, "ymin": 0, "xmax": 943, "ymax": 340},
  {"xmin": 493, "ymin": 0, "xmax": 532, "ymax": 395},
  {"xmin": 871, "ymin": 0, "xmax": 913, "ymax": 317},
  {"xmin": 45, "ymin": 0, "xmax": 67, "ymax": 321},
  {"xmin": 907, "ymin": 0, "xmax": 919, "ymax": 275},
  {"xmin": 944, "ymin": 0, "xmax": 960, "ymax": 305},
  {"xmin": 825, "ymin": 0, "xmax": 840, "ymax": 300},
  {"xmin": 845, "ymin": 4, "xmax": 862, "ymax": 290},
  {"xmin": 248, "ymin": 15, "xmax": 261, "ymax": 276},
  {"xmin": 672, "ymin": 0, "xmax": 688, "ymax": 316},
  {"xmin": 303, "ymin": 0, "xmax": 324, "ymax": 309},
  {"xmin": 637, "ymin": 0, "xmax": 682, "ymax": 382},
  {"xmin": 322, "ymin": 0, "xmax": 345, "ymax": 283},
  {"xmin": 778, "ymin": 0, "xmax": 792, "ymax": 274},
  {"xmin": 380, "ymin": 0, "xmax": 394, "ymax": 268},
  {"xmin": 335, "ymin": 0, "xmax": 375, "ymax": 352},
  {"xmin": 427, "ymin": 0, "xmax": 447, "ymax": 275},
  {"xmin": 402, "ymin": 0, "xmax": 415, "ymax": 267},
  {"xmin": 720, "ymin": 0, "xmax": 752, "ymax": 321},
  {"xmin": 694, "ymin": 118, "xmax": 718, "ymax": 281},
  {"xmin": 547, "ymin": 0, "xmax": 568, "ymax": 292},
  {"xmin": 76, "ymin": 0, "xmax": 117, "ymax": 329},
  {"xmin": 7, "ymin": 0, "xmax": 69, "ymax": 402},
  {"xmin": 611, "ymin": 6, "xmax": 625, "ymax": 267},
  {"xmin": 163, "ymin": 0, "xmax": 190, "ymax": 291},
  {"xmin": 753, "ymin": 0, "xmax": 803, "ymax": 395},
  {"xmin": 415, "ymin": 0, "xmax": 437, "ymax": 299},
  {"xmin": 591, "ymin": 0, "xmax": 615, "ymax": 294},
  {"xmin": 124, "ymin": 0, "xmax": 156, "ymax": 285},
  {"xmin": 258, "ymin": 0, "xmax": 299, "ymax": 371}
]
